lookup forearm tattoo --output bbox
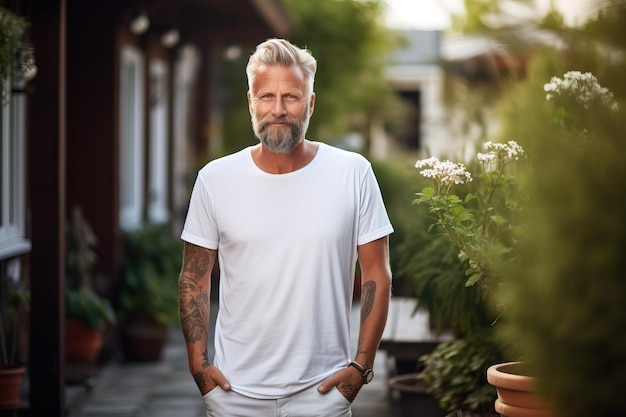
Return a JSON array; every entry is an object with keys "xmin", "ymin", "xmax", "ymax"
[
  {"xmin": 360, "ymin": 280, "xmax": 376, "ymax": 323},
  {"xmin": 192, "ymin": 349, "xmax": 212, "ymax": 390},
  {"xmin": 179, "ymin": 244, "xmax": 214, "ymax": 344}
]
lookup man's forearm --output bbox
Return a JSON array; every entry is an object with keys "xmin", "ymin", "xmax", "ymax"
[
  {"xmin": 354, "ymin": 277, "xmax": 390, "ymax": 369},
  {"xmin": 178, "ymin": 242, "xmax": 215, "ymax": 392}
]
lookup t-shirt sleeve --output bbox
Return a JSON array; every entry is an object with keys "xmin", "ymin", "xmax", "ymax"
[
  {"xmin": 357, "ymin": 164, "xmax": 394, "ymax": 246},
  {"xmin": 180, "ymin": 174, "xmax": 219, "ymax": 250}
]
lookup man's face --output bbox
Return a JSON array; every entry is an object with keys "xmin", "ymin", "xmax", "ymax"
[{"xmin": 248, "ymin": 65, "xmax": 315, "ymax": 153}]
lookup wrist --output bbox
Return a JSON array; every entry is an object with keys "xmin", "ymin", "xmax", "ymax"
[{"xmin": 348, "ymin": 360, "xmax": 374, "ymax": 384}]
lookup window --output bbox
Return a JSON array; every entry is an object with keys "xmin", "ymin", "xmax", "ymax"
[
  {"xmin": 148, "ymin": 59, "xmax": 169, "ymax": 224},
  {"xmin": 119, "ymin": 45, "xmax": 146, "ymax": 230},
  {"xmin": 0, "ymin": 75, "xmax": 30, "ymax": 260}
]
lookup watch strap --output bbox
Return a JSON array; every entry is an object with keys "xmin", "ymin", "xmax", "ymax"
[{"xmin": 348, "ymin": 360, "xmax": 373, "ymax": 383}]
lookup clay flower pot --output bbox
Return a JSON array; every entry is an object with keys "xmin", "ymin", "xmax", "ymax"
[
  {"xmin": 388, "ymin": 373, "xmax": 447, "ymax": 417},
  {"xmin": 0, "ymin": 366, "xmax": 25, "ymax": 409},
  {"xmin": 487, "ymin": 362, "xmax": 553, "ymax": 417}
]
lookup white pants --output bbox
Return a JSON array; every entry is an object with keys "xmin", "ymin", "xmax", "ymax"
[{"xmin": 203, "ymin": 385, "xmax": 352, "ymax": 417}]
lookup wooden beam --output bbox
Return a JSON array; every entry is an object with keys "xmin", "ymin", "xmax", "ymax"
[{"xmin": 28, "ymin": 0, "xmax": 66, "ymax": 415}]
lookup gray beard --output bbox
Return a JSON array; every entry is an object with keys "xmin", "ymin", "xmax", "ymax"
[{"xmin": 252, "ymin": 111, "xmax": 311, "ymax": 153}]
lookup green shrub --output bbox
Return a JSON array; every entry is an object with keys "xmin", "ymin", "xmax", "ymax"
[{"xmin": 118, "ymin": 224, "xmax": 182, "ymax": 327}]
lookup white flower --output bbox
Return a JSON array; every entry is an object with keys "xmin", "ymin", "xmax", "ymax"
[
  {"xmin": 488, "ymin": 140, "xmax": 525, "ymax": 159},
  {"xmin": 415, "ymin": 156, "xmax": 472, "ymax": 186},
  {"xmin": 544, "ymin": 71, "xmax": 619, "ymax": 111},
  {"xmin": 476, "ymin": 141, "xmax": 525, "ymax": 171}
]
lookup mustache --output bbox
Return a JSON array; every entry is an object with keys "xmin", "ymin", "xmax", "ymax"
[{"xmin": 259, "ymin": 115, "xmax": 299, "ymax": 127}]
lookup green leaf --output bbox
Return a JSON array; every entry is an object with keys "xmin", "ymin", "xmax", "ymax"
[{"xmin": 421, "ymin": 186, "xmax": 435, "ymax": 197}]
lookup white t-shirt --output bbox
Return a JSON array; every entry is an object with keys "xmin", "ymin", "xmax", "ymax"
[{"xmin": 181, "ymin": 142, "xmax": 393, "ymax": 399}]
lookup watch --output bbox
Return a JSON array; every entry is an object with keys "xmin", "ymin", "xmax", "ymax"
[{"xmin": 349, "ymin": 360, "xmax": 374, "ymax": 384}]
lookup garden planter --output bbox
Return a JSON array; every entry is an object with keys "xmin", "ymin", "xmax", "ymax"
[
  {"xmin": 388, "ymin": 373, "xmax": 447, "ymax": 417},
  {"xmin": 487, "ymin": 362, "xmax": 554, "ymax": 417},
  {"xmin": 65, "ymin": 318, "xmax": 103, "ymax": 384},
  {"xmin": 65, "ymin": 318, "xmax": 103, "ymax": 361},
  {"xmin": 122, "ymin": 321, "xmax": 169, "ymax": 362},
  {"xmin": 0, "ymin": 366, "xmax": 25, "ymax": 410}
]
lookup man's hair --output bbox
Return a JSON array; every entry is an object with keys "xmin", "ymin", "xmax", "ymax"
[{"xmin": 246, "ymin": 38, "xmax": 317, "ymax": 95}]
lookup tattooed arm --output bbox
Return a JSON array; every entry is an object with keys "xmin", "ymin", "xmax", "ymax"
[
  {"xmin": 318, "ymin": 236, "xmax": 391, "ymax": 401},
  {"xmin": 179, "ymin": 242, "xmax": 230, "ymax": 395},
  {"xmin": 353, "ymin": 236, "xmax": 392, "ymax": 372}
]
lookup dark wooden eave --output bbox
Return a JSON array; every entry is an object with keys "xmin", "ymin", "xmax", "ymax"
[{"xmin": 142, "ymin": 0, "xmax": 293, "ymax": 44}]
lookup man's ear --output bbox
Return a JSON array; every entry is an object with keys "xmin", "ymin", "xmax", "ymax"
[
  {"xmin": 247, "ymin": 91, "xmax": 254, "ymax": 114},
  {"xmin": 309, "ymin": 92, "xmax": 316, "ymax": 115}
]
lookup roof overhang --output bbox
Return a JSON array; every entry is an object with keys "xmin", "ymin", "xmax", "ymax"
[{"xmin": 143, "ymin": 0, "xmax": 294, "ymax": 46}]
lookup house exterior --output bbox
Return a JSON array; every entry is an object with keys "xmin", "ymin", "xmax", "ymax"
[
  {"xmin": 0, "ymin": 0, "xmax": 292, "ymax": 415},
  {"xmin": 376, "ymin": 30, "xmax": 447, "ymax": 158},
  {"xmin": 380, "ymin": 29, "xmax": 532, "ymax": 161}
]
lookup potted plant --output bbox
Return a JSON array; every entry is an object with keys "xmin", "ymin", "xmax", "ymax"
[
  {"xmin": 65, "ymin": 206, "xmax": 116, "ymax": 383},
  {"xmin": 408, "ymin": 136, "xmax": 527, "ymax": 415},
  {"xmin": 493, "ymin": 61, "xmax": 626, "ymax": 415},
  {"xmin": 0, "ymin": 268, "xmax": 29, "ymax": 410},
  {"xmin": 421, "ymin": 65, "xmax": 621, "ymax": 416},
  {"xmin": 118, "ymin": 223, "xmax": 181, "ymax": 361}
]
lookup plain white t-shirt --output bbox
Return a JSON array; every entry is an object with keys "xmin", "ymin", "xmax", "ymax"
[{"xmin": 181, "ymin": 142, "xmax": 393, "ymax": 399}]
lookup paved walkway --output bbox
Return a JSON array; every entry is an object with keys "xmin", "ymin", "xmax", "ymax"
[{"xmin": 67, "ymin": 302, "xmax": 403, "ymax": 417}]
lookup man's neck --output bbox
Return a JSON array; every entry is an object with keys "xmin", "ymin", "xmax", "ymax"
[{"xmin": 252, "ymin": 140, "xmax": 319, "ymax": 174}]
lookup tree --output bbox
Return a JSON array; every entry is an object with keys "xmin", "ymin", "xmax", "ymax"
[
  {"xmin": 282, "ymin": 0, "xmax": 404, "ymax": 144},
  {"xmin": 218, "ymin": 0, "xmax": 406, "ymax": 156}
]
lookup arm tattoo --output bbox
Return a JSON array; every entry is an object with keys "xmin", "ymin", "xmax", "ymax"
[
  {"xmin": 192, "ymin": 349, "xmax": 212, "ymax": 391},
  {"xmin": 179, "ymin": 244, "xmax": 215, "ymax": 343},
  {"xmin": 193, "ymin": 371, "xmax": 208, "ymax": 393},
  {"xmin": 360, "ymin": 280, "xmax": 376, "ymax": 323}
]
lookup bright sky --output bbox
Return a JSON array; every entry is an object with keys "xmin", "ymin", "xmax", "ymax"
[{"xmin": 383, "ymin": 0, "xmax": 594, "ymax": 30}]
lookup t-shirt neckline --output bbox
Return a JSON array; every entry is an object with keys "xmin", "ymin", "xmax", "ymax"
[{"xmin": 247, "ymin": 141, "xmax": 324, "ymax": 177}]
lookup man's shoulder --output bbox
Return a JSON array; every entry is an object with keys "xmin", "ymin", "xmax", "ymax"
[
  {"xmin": 199, "ymin": 147, "xmax": 250, "ymax": 174},
  {"xmin": 317, "ymin": 142, "xmax": 370, "ymax": 166}
]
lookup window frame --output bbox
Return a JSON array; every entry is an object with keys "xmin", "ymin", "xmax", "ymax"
[
  {"xmin": 148, "ymin": 58, "xmax": 170, "ymax": 224},
  {"xmin": 119, "ymin": 44, "xmax": 146, "ymax": 231},
  {"xmin": 0, "ymin": 76, "xmax": 31, "ymax": 260}
]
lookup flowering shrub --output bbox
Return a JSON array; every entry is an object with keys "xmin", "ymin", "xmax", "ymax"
[
  {"xmin": 544, "ymin": 71, "xmax": 618, "ymax": 112},
  {"xmin": 412, "ymin": 141, "xmax": 526, "ymax": 414},
  {"xmin": 413, "ymin": 140, "xmax": 526, "ymax": 294},
  {"xmin": 413, "ymin": 61, "xmax": 623, "ymax": 416},
  {"xmin": 500, "ymin": 67, "xmax": 626, "ymax": 417},
  {"xmin": 543, "ymin": 71, "xmax": 619, "ymax": 141}
]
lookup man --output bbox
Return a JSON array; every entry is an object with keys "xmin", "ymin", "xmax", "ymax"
[{"xmin": 179, "ymin": 38, "xmax": 393, "ymax": 417}]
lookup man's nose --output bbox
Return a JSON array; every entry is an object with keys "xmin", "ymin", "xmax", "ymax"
[{"xmin": 271, "ymin": 98, "xmax": 287, "ymax": 116}]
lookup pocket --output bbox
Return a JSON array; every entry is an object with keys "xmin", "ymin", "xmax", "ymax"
[
  {"xmin": 331, "ymin": 387, "xmax": 353, "ymax": 405},
  {"xmin": 202, "ymin": 386, "xmax": 221, "ymax": 404}
]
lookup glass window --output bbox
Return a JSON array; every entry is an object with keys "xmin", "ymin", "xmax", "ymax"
[
  {"xmin": 119, "ymin": 45, "xmax": 145, "ymax": 230},
  {"xmin": 148, "ymin": 59, "xmax": 169, "ymax": 224},
  {"xmin": 0, "ymin": 75, "xmax": 31, "ymax": 260}
]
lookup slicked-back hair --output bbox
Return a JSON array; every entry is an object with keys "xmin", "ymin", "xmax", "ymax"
[{"xmin": 246, "ymin": 38, "xmax": 317, "ymax": 96}]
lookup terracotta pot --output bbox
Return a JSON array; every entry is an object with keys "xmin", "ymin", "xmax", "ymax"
[
  {"xmin": 65, "ymin": 318, "xmax": 103, "ymax": 361},
  {"xmin": 65, "ymin": 318, "xmax": 104, "ymax": 384},
  {"xmin": 487, "ymin": 362, "xmax": 554, "ymax": 417},
  {"xmin": 122, "ymin": 321, "xmax": 169, "ymax": 362},
  {"xmin": 388, "ymin": 373, "xmax": 447, "ymax": 417},
  {"xmin": 0, "ymin": 366, "xmax": 25, "ymax": 410}
]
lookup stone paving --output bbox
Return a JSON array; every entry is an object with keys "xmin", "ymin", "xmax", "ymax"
[{"xmin": 67, "ymin": 303, "xmax": 403, "ymax": 417}]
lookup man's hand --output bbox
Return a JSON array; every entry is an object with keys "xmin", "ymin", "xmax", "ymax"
[
  {"xmin": 194, "ymin": 364, "xmax": 231, "ymax": 396},
  {"xmin": 317, "ymin": 366, "xmax": 365, "ymax": 403}
]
